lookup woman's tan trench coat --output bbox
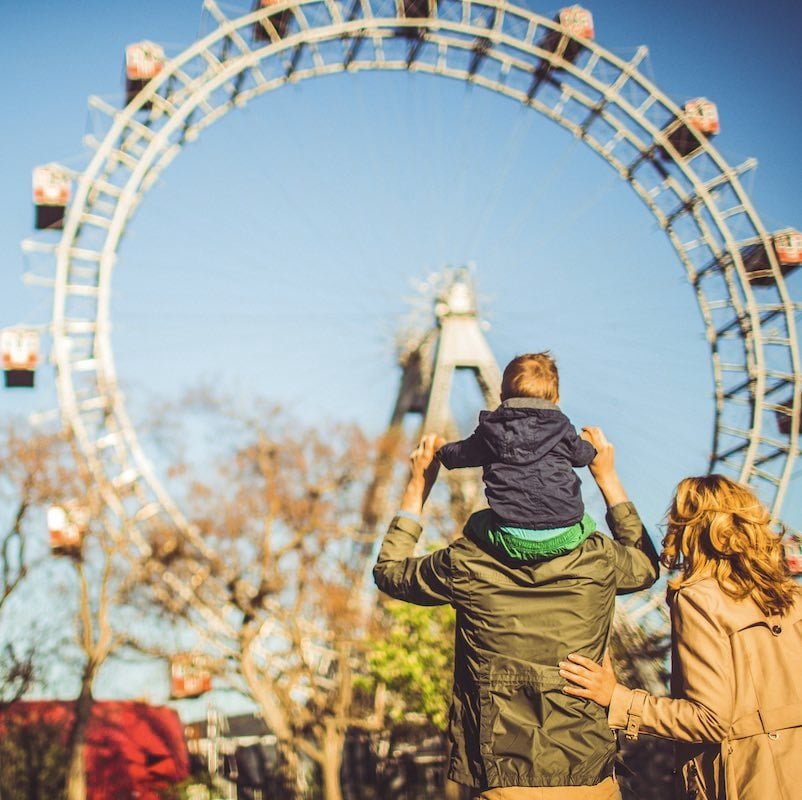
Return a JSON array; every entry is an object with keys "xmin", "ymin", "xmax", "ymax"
[{"xmin": 608, "ymin": 577, "xmax": 802, "ymax": 800}]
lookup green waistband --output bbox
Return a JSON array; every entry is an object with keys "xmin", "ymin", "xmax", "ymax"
[{"xmin": 474, "ymin": 513, "xmax": 597, "ymax": 561}]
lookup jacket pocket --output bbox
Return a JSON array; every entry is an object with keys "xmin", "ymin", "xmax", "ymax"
[{"xmin": 478, "ymin": 655, "xmax": 609, "ymax": 786}]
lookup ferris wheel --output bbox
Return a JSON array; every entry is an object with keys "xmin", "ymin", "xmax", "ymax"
[{"xmin": 7, "ymin": 0, "xmax": 802, "ymax": 650}]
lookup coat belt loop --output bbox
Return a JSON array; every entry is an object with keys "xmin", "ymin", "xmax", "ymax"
[{"xmin": 624, "ymin": 689, "xmax": 649, "ymax": 740}]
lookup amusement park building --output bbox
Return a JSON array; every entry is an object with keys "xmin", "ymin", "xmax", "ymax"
[{"xmin": 0, "ymin": 700, "xmax": 189, "ymax": 799}]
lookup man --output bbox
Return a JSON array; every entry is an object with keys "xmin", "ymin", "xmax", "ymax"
[{"xmin": 373, "ymin": 428, "xmax": 659, "ymax": 799}]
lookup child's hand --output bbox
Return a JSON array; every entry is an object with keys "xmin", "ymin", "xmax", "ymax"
[{"xmin": 433, "ymin": 435, "xmax": 447, "ymax": 451}]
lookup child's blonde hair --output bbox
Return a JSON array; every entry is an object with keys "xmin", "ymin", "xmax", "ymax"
[
  {"xmin": 501, "ymin": 352, "xmax": 559, "ymax": 403},
  {"xmin": 661, "ymin": 474, "xmax": 799, "ymax": 615}
]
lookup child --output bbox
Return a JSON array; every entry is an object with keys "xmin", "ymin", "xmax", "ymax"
[{"xmin": 436, "ymin": 351, "xmax": 597, "ymax": 560}]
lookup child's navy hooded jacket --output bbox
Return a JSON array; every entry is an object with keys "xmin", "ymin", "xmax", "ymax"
[{"xmin": 436, "ymin": 397, "xmax": 596, "ymax": 529}]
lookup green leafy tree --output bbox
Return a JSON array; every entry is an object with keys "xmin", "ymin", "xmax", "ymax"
[{"xmin": 364, "ymin": 600, "xmax": 455, "ymax": 732}]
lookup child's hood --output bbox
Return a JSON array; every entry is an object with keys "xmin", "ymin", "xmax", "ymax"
[{"xmin": 477, "ymin": 398, "xmax": 572, "ymax": 464}]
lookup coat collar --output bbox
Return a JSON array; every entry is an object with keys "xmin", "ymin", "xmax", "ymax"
[
  {"xmin": 672, "ymin": 577, "xmax": 802, "ymax": 632},
  {"xmin": 500, "ymin": 397, "xmax": 560, "ymax": 411}
]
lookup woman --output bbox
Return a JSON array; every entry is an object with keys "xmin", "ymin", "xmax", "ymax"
[{"xmin": 559, "ymin": 474, "xmax": 802, "ymax": 800}]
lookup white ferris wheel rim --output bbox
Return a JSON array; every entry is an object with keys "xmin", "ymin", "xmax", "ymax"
[{"xmin": 28, "ymin": 0, "xmax": 800, "ymax": 585}]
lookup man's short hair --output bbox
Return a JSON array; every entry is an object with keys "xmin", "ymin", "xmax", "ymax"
[{"xmin": 501, "ymin": 352, "xmax": 559, "ymax": 402}]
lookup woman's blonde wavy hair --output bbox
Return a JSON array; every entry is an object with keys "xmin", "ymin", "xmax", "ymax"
[{"xmin": 661, "ymin": 474, "xmax": 799, "ymax": 615}]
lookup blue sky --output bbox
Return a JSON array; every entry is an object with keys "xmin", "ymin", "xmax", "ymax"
[
  {"xmin": 1, "ymin": 1, "xmax": 801, "ymax": 703},
  {"xmin": 3, "ymin": 0, "xmax": 801, "ymax": 524}
]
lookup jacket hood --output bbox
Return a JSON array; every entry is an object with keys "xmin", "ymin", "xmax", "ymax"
[{"xmin": 478, "ymin": 398, "xmax": 571, "ymax": 465}]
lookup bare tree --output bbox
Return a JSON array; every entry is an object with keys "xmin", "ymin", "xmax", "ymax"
[
  {"xmin": 0, "ymin": 423, "xmax": 76, "ymax": 705},
  {"xmin": 0, "ymin": 420, "xmax": 132, "ymax": 799},
  {"xmin": 136, "ymin": 392, "xmax": 385, "ymax": 800},
  {"xmin": 0, "ymin": 424, "xmax": 71, "ymax": 609},
  {"xmin": 64, "ymin": 518, "xmax": 121, "ymax": 800}
]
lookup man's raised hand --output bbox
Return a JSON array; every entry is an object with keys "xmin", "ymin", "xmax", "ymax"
[{"xmin": 400, "ymin": 434, "xmax": 441, "ymax": 515}]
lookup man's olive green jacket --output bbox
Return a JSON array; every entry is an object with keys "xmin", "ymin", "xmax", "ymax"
[{"xmin": 372, "ymin": 503, "xmax": 659, "ymax": 791}]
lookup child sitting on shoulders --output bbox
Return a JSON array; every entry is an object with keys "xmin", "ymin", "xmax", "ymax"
[{"xmin": 436, "ymin": 351, "xmax": 596, "ymax": 561}]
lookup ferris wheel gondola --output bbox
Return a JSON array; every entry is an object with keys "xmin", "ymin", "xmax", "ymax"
[
  {"xmin": 32, "ymin": 164, "xmax": 71, "ymax": 230},
  {"xmin": 2, "ymin": 327, "xmax": 40, "ymax": 388},
  {"xmin": 253, "ymin": 0, "xmax": 292, "ymax": 40},
  {"xmin": 125, "ymin": 42, "xmax": 167, "ymax": 108}
]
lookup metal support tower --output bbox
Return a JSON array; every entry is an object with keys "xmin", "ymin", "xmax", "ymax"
[
  {"xmin": 362, "ymin": 268, "xmax": 501, "ymax": 535},
  {"xmin": 423, "ymin": 270, "xmax": 502, "ymax": 433}
]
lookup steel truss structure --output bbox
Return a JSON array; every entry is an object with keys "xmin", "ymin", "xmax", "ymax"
[
  {"xmin": 362, "ymin": 268, "xmax": 502, "ymax": 533},
  {"xmin": 20, "ymin": 0, "xmax": 802, "ymax": 665}
]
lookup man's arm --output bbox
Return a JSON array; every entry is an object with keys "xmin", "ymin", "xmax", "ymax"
[
  {"xmin": 605, "ymin": 504, "xmax": 660, "ymax": 594},
  {"xmin": 372, "ymin": 435, "xmax": 453, "ymax": 606},
  {"xmin": 582, "ymin": 427, "xmax": 659, "ymax": 593},
  {"xmin": 373, "ymin": 516, "xmax": 452, "ymax": 606}
]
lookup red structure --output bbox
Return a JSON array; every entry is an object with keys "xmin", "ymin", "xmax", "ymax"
[
  {"xmin": 774, "ymin": 228, "xmax": 802, "ymax": 265},
  {"xmin": 683, "ymin": 98, "xmax": 720, "ymax": 136},
  {"xmin": 125, "ymin": 42, "xmax": 166, "ymax": 106},
  {"xmin": 48, "ymin": 505, "xmax": 87, "ymax": 556},
  {"xmin": 0, "ymin": 701, "xmax": 189, "ymax": 800},
  {"xmin": 786, "ymin": 537, "xmax": 802, "ymax": 575},
  {"xmin": 557, "ymin": 5, "xmax": 594, "ymax": 40},
  {"xmin": 539, "ymin": 5, "xmax": 594, "ymax": 65}
]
